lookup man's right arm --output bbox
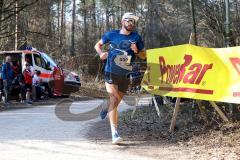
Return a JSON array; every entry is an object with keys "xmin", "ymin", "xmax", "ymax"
[
  {"xmin": 1, "ymin": 64, "xmax": 6, "ymax": 80},
  {"xmin": 1, "ymin": 64, "xmax": 4, "ymax": 73},
  {"xmin": 95, "ymin": 40, "xmax": 108, "ymax": 60}
]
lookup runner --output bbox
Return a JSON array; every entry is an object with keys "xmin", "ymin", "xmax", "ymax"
[{"xmin": 95, "ymin": 12, "xmax": 146, "ymax": 144}]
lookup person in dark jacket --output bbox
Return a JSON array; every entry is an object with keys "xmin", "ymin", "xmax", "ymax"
[{"xmin": 1, "ymin": 56, "xmax": 13, "ymax": 104}]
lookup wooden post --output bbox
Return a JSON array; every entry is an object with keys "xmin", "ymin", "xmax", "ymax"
[
  {"xmin": 209, "ymin": 101, "xmax": 229, "ymax": 122},
  {"xmin": 131, "ymin": 95, "xmax": 139, "ymax": 119},
  {"xmin": 170, "ymin": 97, "xmax": 181, "ymax": 132},
  {"xmin": 131, "ymin": 106, "xmax": 137, "ymax": 119},
  {"xmin": 152, "ymin": 96, "xmax": 161, "ymax": 117},
  {"xmin": 196, "ymin": 100, "xmax": 208, "ymax": 123}
]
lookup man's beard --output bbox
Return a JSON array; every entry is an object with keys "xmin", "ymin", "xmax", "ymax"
[{"xmin": 124, "ymin": 24, "xmax": 135, "ymax": 32}]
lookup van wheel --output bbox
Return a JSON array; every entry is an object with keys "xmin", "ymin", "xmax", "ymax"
[{"xmin": 61, "ymin": 94, "xmax": 70, "ymax": 98}]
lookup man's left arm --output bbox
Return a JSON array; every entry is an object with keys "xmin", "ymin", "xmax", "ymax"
[
  {"xmin": 137, "ymin": 49, "xmax": 146, "ymax": 60},
  {"xmin": 131, "ymin": 35, "xmax": 146, "ymax": 60}
]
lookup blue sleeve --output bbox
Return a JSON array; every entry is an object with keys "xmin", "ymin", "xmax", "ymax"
[
  {"xmin": 1, "ymin": 64, "xmax": 5, "ymax": 72},
  {"xmin": 101, "ymin": 31, "xmax": 111, "ymax": 44},
  {"xmin": 136, "ymin": 35, "xmax": 144, "ymax": 51},
  {"xmin": 1, "ymin": 64, "xmax": 6, "ymax": 80}
]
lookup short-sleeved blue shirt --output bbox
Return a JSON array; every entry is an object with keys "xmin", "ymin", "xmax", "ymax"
[{"xmin": 102, "ymin": 30, "xmax": 144, "ymax": 76}]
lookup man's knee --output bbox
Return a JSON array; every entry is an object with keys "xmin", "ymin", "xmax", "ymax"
[{"xmin": 109, "ymin": 94, "xmax": 120, "ymax": 107}]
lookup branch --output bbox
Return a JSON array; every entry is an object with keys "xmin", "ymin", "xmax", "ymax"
[
  {"xmin": 26, "ymin": 30, "xmax": 49, "ymax": 37},
  {"xmin": 0, "ymin": 32, "xmax": 15, "ymax": 39},
  {"xmin": 0, "ymin": 30, "xmax": 49, "ymax": 40},
  {"xmin": 4, "ymin": 0, "xmax": 17, "ymax": 12},
  {"xmin": 0, "ymin": 0, "xmax": 39, "ymax": 23}
]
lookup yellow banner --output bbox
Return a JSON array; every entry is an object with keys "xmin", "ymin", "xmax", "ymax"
[{"xmin": 141, "ymin": 44, "xmax": 240, "ymax": 104}]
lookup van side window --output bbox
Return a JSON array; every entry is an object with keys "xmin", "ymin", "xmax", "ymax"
[
  {"xmin": 33, "ymin": 54, "xmax": 50, "ymax": 70},
  {"xmin": 25, "ymin": 54, "xmax": 33, "ymax": 66},
  {"xmin": 34, "ymin": 54, "xmax": 41, "ymax": 67}
]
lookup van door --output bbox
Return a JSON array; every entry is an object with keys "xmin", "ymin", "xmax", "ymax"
[{"xmin": 32, "ymin": 53, "xmax": 53, "ymax": 83}]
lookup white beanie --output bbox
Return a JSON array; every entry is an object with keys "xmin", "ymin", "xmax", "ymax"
[{"xmin": 122, "ymin": 12, "xmax": 139, "ymax": 22}]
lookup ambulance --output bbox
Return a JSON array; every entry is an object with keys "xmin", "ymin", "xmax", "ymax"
[{"xmin": 0, "ymin": 49, "xmax": 81, "ymax": 97}]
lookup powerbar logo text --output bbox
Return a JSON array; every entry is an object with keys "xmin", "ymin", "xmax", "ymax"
[{"xmin": 159, "ymin": 55, "xmax": 213, "ymax": 85}]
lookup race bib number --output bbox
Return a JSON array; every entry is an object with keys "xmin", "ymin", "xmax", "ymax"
[{"xmin": 114, "ymin": 54, "xmax": 132, "ymax": 70}]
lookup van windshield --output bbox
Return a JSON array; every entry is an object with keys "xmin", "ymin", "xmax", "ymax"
[{"xmin": 41, "ymin": 53, "xmax": 57, "ymax": 67}]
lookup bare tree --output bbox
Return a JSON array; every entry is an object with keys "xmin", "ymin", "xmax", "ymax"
[
  {"xmin": 59, "ymin": 0, "xmax": 64, "ymax": 50},
  {"xmin": 70, "ymin": 0, "xmax": 76, "ymax": 56},
  {"xmin": 15, "ymin": 0, "xmax": 18, "ymax": 50},
  {"xmin": 80, "ymin": 0, "xmax": 88, "ymax": 53}
]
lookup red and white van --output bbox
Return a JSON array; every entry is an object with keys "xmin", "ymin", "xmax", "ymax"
[{"xmin": 0, "ymin": 49, "xmax": 81, "ymax": 96}]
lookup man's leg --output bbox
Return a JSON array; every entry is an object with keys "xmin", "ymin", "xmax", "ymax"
[
  {"xmin": 20, "ymin": 83, "xmax": 26, "ymax": 102},
  {"xmin": 3, "ymin": 80, "xmax": 10, "ymax": 103},
  {"xmin": 114, "ymin": 90, "xmax": 124, "ymax": 128},
  {"xmin": 3, "ymin": 80, "xmax": 7, "ymax": 103},
  {"xmin": 105, "ymin": 82, "xmax": 124, "ymax": 144},
  {"xmin": 26, "ymin": 85, "xmax": 32, "ymax": 104}
]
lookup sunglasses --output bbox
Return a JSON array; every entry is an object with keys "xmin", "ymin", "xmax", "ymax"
[{"xmin": 124, "ymin": 19, "xmax": 136, "ymax": 24}]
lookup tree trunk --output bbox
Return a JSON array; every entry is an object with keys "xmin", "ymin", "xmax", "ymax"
[
  {"xmin": 106, "ymin": 8, "xmax": 110, "ymax": 31},
  {"xmin": 57, "ymin": 0, "xmax": 60, "ymax": 44},
  {"xmin": 0, "ymin": 0, "xmax": 3, "ymax": 21},
  {"xmin": 70, "ymin": 0, "xmax": 76, "ymax": 56},
  {"xmin": 91, "ymin": 0, "xmax": 97, "ymax": 52},
  {"xmin": 46, "ymin": 1, "xmax": 52, "ymax": 51},
  {"xmin": 15, "ymin": 0, "xmax": 18, "ymax": 50},
  {"xmin": 81, "ymin": 0, "xmax": 88, "ymax": 54},
  {"xmin": 59, "ymin": 0, "xmax": 64, "ymax": 50},
  {"xmin": 0, "ymin": 0, "xmax": 3, "ymax": 33}
]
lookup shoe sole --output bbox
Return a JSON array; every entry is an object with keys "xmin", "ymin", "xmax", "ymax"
[{"xmin": 112, "ymin": 137, "xmax": 123, "ymax": 145}]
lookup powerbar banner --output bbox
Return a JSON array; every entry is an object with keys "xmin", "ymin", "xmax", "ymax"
[{"xmin": 141, "ymin": 44, "xmax": 240, "ymax": 104}]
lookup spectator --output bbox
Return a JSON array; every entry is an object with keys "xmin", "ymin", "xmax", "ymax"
[
  {"xmin": 12, "ymin": 61, "xmax": 21, "ymax": 78},
  {"xmin": 11, "ymin": 60, "xmax": 25, "ymax": 102},
  {"xmin": 23, "ymin": 63, "xmax": 33, "ymax": 105},
  {"xmin": 53, "ymin": 61, "xmax": 64, "ymax": 96},
  {"xmin": 18, "ymin": 71, "xmax": 26, "ymax": 103},
  {"xmin": 1, "ymin": 56, "xmax": 13, "ymax": 105},
  {"xmin": 23, "ymin": 57, "xmax": 34, "ymax": 74},
  {"xmin": 32, "ymin": 70, "xmax": 43, "ymax": 100}
]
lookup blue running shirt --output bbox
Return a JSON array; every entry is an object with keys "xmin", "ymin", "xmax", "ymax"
[{"xmin": 101, "ymin": 30, "xmax": 144, "ymax": 76}]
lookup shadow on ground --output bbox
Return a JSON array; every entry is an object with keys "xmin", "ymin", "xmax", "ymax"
[{"xmin": 85, "ymin": 103, "xmax": 240, "ymax": 151}]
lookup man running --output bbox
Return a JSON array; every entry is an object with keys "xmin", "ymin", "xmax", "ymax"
[{"xmin": 95, "ymin": 12, "xmax": 146, "ymax": 144}]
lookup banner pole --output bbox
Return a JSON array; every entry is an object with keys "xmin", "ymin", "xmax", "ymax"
[
  {"xmin": 169, "ymin": 0, "xmax": 198, "ymax": 132},
  {"xmin": 210, "ymin": 101, "xmax": 229, "ymax": 122},
  {"xmin": 170, "ymin": 97, "xmax": 181, "ymax": 132}
]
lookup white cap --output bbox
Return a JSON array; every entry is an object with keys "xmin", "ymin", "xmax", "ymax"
[{"xmin": 122, "ymin": 12, "xmax": 139, "ymax": 22}]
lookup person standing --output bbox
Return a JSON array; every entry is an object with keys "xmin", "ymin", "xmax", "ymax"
[
  {"xmin": 53, "ymin": 61, "xmax": 64, "ymax": 97},
  {"xmin": 1, "ymin": 56, "xmax": 13, "ymax": 105},
  {"xmin": 23, "ymin": 63, "xmax": 33, "ymax": 105},
  {"xmin": 95, "ymin": 12, "xmax": 146, "ymax": 144}
]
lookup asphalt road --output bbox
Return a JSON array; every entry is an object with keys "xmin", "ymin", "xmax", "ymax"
[{"xmin": 0, "ymin": 98, "xmax": 156, "ymax": 160}]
